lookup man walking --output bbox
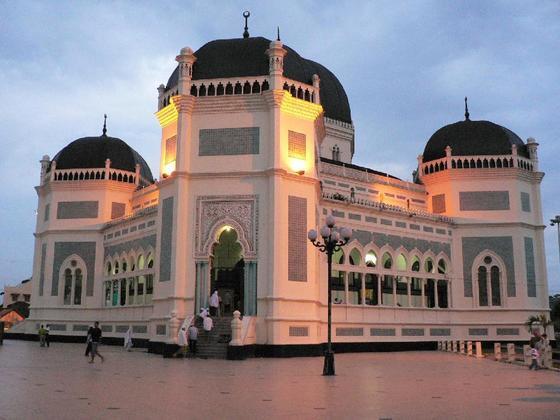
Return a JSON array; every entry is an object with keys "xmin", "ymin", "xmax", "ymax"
[
  {"xmin": 88, "ymin": 321, "xmax": 105, "ymax": 363},
  {"xmin": 188, "ymin": 323, "xmax": 198, "ymax": 357}
]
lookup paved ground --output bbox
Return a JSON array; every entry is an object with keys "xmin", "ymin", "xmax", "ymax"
[{"xmin": 1, "ymin": 340, "xmax": 560, "ymax": 419}]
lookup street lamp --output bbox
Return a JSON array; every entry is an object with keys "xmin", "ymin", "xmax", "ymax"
[
  {"xmin": 550, "ymin": 215, "xmax": 560, "ymax": 263},
  {"xmin": 308, "ymin": 215, "xmax": 352, "ymax": 376}
]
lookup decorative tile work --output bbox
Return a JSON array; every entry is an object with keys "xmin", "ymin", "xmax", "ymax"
[
  {"xmin": 111, "ymin": 202, "xmax": 126, "ymax": 219},
  {"xmin": 402, "ymin": 328, "xmax": 425, "ymax": 336},
  {"xmin": 337, "ymin": 328, "xmax": 364, "ymax": 336},
  {"xmin": 288, "ymin": 130, "xmax": 306, "ymax": 159},
  {"xmin": 351, "ymin": 230, "xmax": 451, "ymax": 258},
  {"xmin": 288, "ymin": 196, "xmax": 307, "ymax": 282},
  {"xmin": 44, "ymin": 203, "xmax": 50, "ymax": 222},
  {"xmin": 365, "ymin": 216, "xmax": 377, "ymax": 223},
  {"xmin": 165, "ymin": 136, "xmax": 177, "ymax": 164},
  {"xmin": 468, "ymin": 328, "xmax": 488, "ymax": 336},
  {"xmin": 524, "ymin": 237, "xmax": 536, "ymax": 297},
  {"xmin": 521, "ymin": 192, "xmax": 531, "ymax": 212},
  {"xmin": 39, "ymin": 243, "xmax": 47, "ymax": 296},
  {"xmin": 289, "ymin": 326, "xmax": 309, "ymax": 337},
  {"xmin": 395, "ymin": 221, "xmax": 406, "ymax": 228},
  {"xmin": 52, "ymin": 242, "xmax": 96, "ymax": 296},
  {"xmin": 159, "ymin": 197, "xmax": 174, "ymax": 282},
  {"xmin": 101, "ymin": 325, "xmax": 113, "ymax": 333},
  {"xmin": 462, "ymin": 236, "xmax": 515, "ymax": 297},
  {"xmin": 371, "ymin": 328, "xmax": 396, "ymax": 336},
  {"xmin": 73, "ymin": 325, "xmax": 89, "ymax": 332},
  {"xmin": 199, "ymin": 127, "xmax": 259, "ymax": 156},
  {"xmin": 380, "ymin": 219, "xmax": 392, "ymax": 226},
  {"xmin": 104, "ymin": 235, "xmax": 156, "ymax": 258},
  {"xmin": 132, "ymin": 325, "xmax": 148, "ymax": 334},
  {"xmin": 156, "ymin": 325, "xmax": 166, "ymax": 335},
  {"xmin": 430, "ymin": 328, "xmax": 451, "ymax": 336},
  {"xmin": 348, "ymin": 213, "xmax": 361, "ymax": 221},
  {"xmin": 432, "ymin": 194, "xmax": 446, "ymax": 213},
  {"xmin": 115, "ymin": 325, "xmax": 129, "ymax": 333},
  {"xmin": 497, "ymin": 328, "xmax": 519, "ymax": 336},
  {"xmin": 332, "ymin": 210, "xmax": 345, "ymax": 218},
  {"xmin": 459, "ymin": 191, "xmax": 510, "ymax": 211},
  {"xmin": 56, "ymin": 201, "xmax": 98, "ymax": 219}
]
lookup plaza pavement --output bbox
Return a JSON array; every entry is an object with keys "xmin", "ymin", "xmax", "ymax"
[{"xmin": 1, "ymin": 340, "xmax": 559, "ymax": 419}]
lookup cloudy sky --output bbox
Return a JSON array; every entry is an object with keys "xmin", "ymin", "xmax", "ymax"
[{"xmin": 1, "ymin": 0, "xmax": 559, "ymax": 295}]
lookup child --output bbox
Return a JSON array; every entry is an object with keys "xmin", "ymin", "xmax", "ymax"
[{"xmin": 529, "ymin": 344, "xmax": 540, "ymax": 370}]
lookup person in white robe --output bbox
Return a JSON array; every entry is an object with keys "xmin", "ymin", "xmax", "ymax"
[
  {"xmin": 174, "ymin": 327, "xmax": 188, "ymax": 358},
  {"xmin": 123, "ymin": 327, "xmax": 133, "ymax": 351},
  {"xmin": 209, "ymin": 290, "xmax": 220, "ymax": 317}
]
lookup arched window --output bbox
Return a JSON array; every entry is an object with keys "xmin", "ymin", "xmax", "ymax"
[
  {"xmin": 333, "ymin": 248, "xmax": 344, "ymax": 265},
  {"xmin": 137, "ymin": 254, "xmax": 145, "ymax": 270},
  {"xmin": 365, "ymin": 251, "xmax": 377, "ymax": 268},
  {"xmin": 216, "ymin": 83, "xmax": 224, "ymax": 95},
  {"xmin": 424, "ymin": 258, "xmax": 434, "ymax": 273},
  {"xmin": 63, "ymin": 268, "xmax": 72, "ymax": 305},
  {"xmin": 114, "ymin": 261, "xmax": 119, "ymax": 275},
  {"xmin": 349, "ymin": 248, "xmax": 361, "ymax": 265},
  {"xmin": 411, "ymin": 256, "xmax": 420, "ymax": 272},
  {"xmin": 437, "ymin": 258, "xmax": 447, "ymax": 274},
  {"xmin": 61, "ymin": 259, "xmax": 84, "ymax": 305},
  {"xmin": 490, "ymin": 265, "xmax": 501, "ymax": 306},
  {"xmin": 475, "ymin": 255, "xmax": 503, "ymax": 307},
  {"xmin": 396, "ymin": 254, "xmax": 407, "ymax": 271},
  {"xmin": 382, "ymin": 252, "xmax": 392, "ymax": 269},
  {"xmin": 106, "ymin": 262, "xmax": 112, "ymax": 276},
  {"xmin": 121, "ymin": 260, "xmax": 127, "ymax": 273},
  {"xmin": 478, "ymin": 266, "xmax": 488, "ymax": 306},
  {"xmin": 147, "ymin": 253, "xmax": 154, "ymax": 269},
  {"xmin": 74, "ymin": 269, "xmax": 83, "ymax": 305}
]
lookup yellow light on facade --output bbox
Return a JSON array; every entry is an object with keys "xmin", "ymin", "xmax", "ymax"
[
  {"xmin": 290, "ymin": 158, "xmax": 306, "ymax": 175},
  {"xmin": 163, "ymin": 161, "xmax": 176, "ymax": 177}
]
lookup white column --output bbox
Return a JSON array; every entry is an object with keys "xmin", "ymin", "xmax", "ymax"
[
  {"xmin": 420, "ymin": 278, "xmax": 425, "ymax": 307},
  {"xmin": 434, "ymin": 280, "xmax": 439, "ymax": 308},
  {"xmin": 377, "ymin": 275, "xmax": 382, "ymax": 305},
  {"xmin": 406, "ymin": 278, "xmax": 411, "ymax": 307}
]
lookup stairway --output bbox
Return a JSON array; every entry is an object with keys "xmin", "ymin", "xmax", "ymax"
[{"xmin": 195, "ymin": 317, "xmax": 231, "ymax": 359}]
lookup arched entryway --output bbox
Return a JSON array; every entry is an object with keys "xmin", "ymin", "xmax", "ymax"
[
  {"xmin": 211, "ymin": 227, "xmax": 244, "ymax": 315},
  {"xmin": 195, "ymin": 224, "xmax": 257, "ymax": 316}
]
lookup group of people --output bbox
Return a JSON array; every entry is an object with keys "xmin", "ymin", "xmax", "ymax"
[
  {"xmin": 528, "ymin": 331, "xmax": 550, "ymax": 370},
  {"xmin": 175, "ymin": 323, "xmax": 199, "ymax": 358}
]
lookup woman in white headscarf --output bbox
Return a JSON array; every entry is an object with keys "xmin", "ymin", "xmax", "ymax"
[
  {"xmin": 174, "ymin": 326, "xmax": 188, "ymax": 358},
  {"xmin": 200, "ymin": 307, "xmax": 213, "ymax": 332},
  {"xmin": 209, "ymin": 290, "xmax": 220, "ymax": 317},
  {"xmin": 124, "ymin": 327, "xmax": 133, "ymax": 352}
]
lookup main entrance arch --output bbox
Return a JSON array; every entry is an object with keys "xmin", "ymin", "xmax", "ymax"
[{"xmin": 195, "ymin": 224, "xmax": 257, "ymax": 316}]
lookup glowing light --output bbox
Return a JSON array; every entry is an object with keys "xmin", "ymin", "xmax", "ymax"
[
  {"xmin": 290, "ymin": 158, "xmax": 306, "ymax": 175},
  {"xmin": 163, "ymin": 161, "xmax": 176, "ymax": 177}
]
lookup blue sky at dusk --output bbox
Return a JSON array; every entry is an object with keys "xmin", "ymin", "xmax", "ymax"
[{"xmin": 1, "ymin": 1, "xmax": 559, "ymax": 294}]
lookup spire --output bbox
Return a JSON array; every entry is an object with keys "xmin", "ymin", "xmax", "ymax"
[
  {"xmin": 243, "ymin": 11, "xmax": 250, "ymax": 38},
  {"xmin": 277, "ymin": 26, "xmax": 280, "ymax": 41},
  {"xmin": 102, "ymin": 114, "xmax": 107, "ymax": 136},
  {"xmin": 464, "ymin": 97, "xmax": 470, "ymax": 121}
]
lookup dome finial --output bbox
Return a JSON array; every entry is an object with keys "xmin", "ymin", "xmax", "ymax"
[
  {"xmin": 102, "ymin": 114, "xmax": 107, "ymax": 136},
  {"xmin": 243, "ymin": 11, "xmax": 250, "ymax": 38},
  {"xmin": 464, "ymin": 97, "xmax": 470, "ymax": 121},
  {"xmin": 277, "ymin": 26, "xmax": 281, "ymax": 41}
]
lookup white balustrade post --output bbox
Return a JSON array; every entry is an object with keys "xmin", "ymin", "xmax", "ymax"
[
  {"xmin": 475, "ymin": 341, "xmax": 483, "ymax": 358},
  {"xmin": 438, "ymin": 341, "xmax": 442, "ymax": 351},
  {"xmin": 494, "ymin": 342, "xmax": 502, "ymax": 361},
  {"xmin": 507, "ymin": 343, "xmax": 515, "ymax": 363},
  {"xmin": 467, "ymin": 341, "xmax": 473, "ymax": 357},
  {"xmin": 448, "ymin": 340, "xmax": 452, "ymax": 352},
  {"xmin": 460, "ymin": 340, "xmax": 465, "ymax": 354},
  {"xmin": 523, "ymin": 345, "xmax": 531, "ymax": 366},
  {"xmin": 452, "ymin": 340, "xmax": 457, "ymax": 353},
  {"xmin": 229, "ymin": 310, "xmax": 243, "ymax": 346}
]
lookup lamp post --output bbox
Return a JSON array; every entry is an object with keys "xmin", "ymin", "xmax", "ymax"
[
  {"xmin": 308, "ymin": 215, "xmax": 352, "ymax": 376},
  {"xmin": 550, "ymin": 215, "xmax": 560, "ymax": 263}
]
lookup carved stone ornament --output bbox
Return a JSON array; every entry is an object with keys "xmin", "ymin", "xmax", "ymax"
[{"xmin": 195, "ymin": 195, "xmax": 258, "ymax": 259}]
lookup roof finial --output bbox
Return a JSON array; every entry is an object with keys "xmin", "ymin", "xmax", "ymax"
[
  {"xmin": 243, "ymin": 11, "xmax": 250, "ymax": 38},
  {"xmin": 102, "ymin": 114, "xmax": 107, "ymax": 136},
  {"xmin": 277, "ymin": 26, "xmax": 280, "ymax": 41},
  {"xmin": 464, "ymin": 96, "xmax": 470, "ymax": 121}
]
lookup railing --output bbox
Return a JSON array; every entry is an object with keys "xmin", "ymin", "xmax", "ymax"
[
  {"xmin": 104, "ymin": 204, "xmax": 158, "ymax": 229},
  {"xmin": 49, "ymin": 167, "xmax": 151, "ymax": 188},
  {"xmin": 421, "ymin": 154, "xmax": 535, "ymax": 176},
  {"xmin": 322, "ymin": 191, "xmax": 454, "ymax": 224}
]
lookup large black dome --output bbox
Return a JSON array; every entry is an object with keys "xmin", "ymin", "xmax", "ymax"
[
  {"xmin": 422, "ymin": 119, "xmax": 528, "ymax": 163},
  {"xmin": 165, "ymin": 37, "xmax": 352, "ymax": 124},
  {"xmin": 52, "ymin": 135, "xmax": 154, "ymax": 183}
]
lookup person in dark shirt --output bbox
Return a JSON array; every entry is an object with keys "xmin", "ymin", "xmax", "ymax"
[{"xmin": 88, "ymin": 321, "xmax": 105, "ymax": 363}]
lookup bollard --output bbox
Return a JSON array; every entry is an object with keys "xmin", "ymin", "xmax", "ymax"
[
  {"xmin": 544, "ymin": 345, "xmax": 553, "ymax": 369},
  {"xmin": 523, "ymin": 345, "xmax": 531, "ymax": 366},
  {"xmin": 460, "ymin": 340, "xmax": 465, "ymax": 354},
  {"xmin": 494, "ymin": 342, "xmax": 502, "ymax": 361},
  {"xmin": 467, "ymin": 341, "xmax": 473, "ymax": 357},
  {"xmin": 438, "ymin": 341, "xmax": 442, "ymax": 351},
  {"xmin": 475, "ymin": 341, "xmax": 483, "ymax": 358},
  {"xmin": 452, "ymin": 341, "xmax": 457, "ymax": 352},
  {"xmin": 448, "ymin": 340, "xmax": 452, "ymax": 352},
  {"xmin": 507, "ymin": 343, "xmax": 515, "ymax": 363}
]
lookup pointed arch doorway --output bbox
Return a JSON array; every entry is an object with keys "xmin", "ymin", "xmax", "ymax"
[{"xmin": 195, "ymin": 225, "xmax": 257, "ymax": 316}]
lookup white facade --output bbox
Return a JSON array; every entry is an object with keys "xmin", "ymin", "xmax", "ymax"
[{"xmin": 19, "ymin": 34, "xmax": 551, "ymax": 354}]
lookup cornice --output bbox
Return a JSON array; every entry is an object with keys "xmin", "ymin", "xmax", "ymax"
[
  {"xmin": 160, "ymin": 167, "xmax": 318, "ymax": 184},
  {"xmin": 422, "ymin": 168, "xmax": 544, "ymax": 184},
  {"xmin": 454, "ymin": 221, "xmax": 546, "ymax": 230},
  {"xmin": 36, "ymin": 180, "xmax": 137, "ymax": 195}
]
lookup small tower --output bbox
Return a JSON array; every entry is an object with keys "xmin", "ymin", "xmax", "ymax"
[
  {"xmin": 526, "ymin": 137, "xmax": 539, "ymax": 171},
  {"xmin": 39, "ymin": 155, "xmax": 50, "ymax": 185},
  {"xmin": 175, "ymin": 47, "xmax": 196, "ymax": 95},
  {"xmin": 157, "ymin": 84, "xmax": 165, "ymax": 110},
  {"xmin": 266, "ymin": 35, "xmax": 287, "ymax": 90}
]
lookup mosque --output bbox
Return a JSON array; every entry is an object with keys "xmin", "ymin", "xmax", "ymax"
[{"xmin": 16, "ymin": 17, "xmax": 551, "ymax": 356}]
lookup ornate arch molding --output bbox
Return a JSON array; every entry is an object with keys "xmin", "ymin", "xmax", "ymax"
[{"xmin": 195, "ymin": 195, "xmax": 258, "ymax": 260}]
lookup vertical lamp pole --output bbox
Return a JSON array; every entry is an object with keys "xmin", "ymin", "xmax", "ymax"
[
  {"xmin": 308, "ymin": 215, "xmax": 352, "ymax": 376},
  {"xmin": 551, "ymin": 215, "xmax": 560, "ymax": 263}
]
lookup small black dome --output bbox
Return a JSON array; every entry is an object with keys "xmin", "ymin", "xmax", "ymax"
[
  {"xmin": 422, "ymin": 119, "xmax": 528, "ymax": 163},
  {"xmin": 52, "ymin": 135, "xmax": 154, "ymax": 183},
  {"xmin": 166, "ymin": 37, "xmax": 352, "ymax": 124}
]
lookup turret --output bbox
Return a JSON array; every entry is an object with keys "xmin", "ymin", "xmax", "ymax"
[
  {"xmin": 526, "ymin": 137, "xmax": 539, "ymax": 171},
  {"xmin": 266, "ymin": 33, "xmax": 287, "ymax": 90},
  {"xmin": 175, "ymin": 47, "xmax": 196, "ymax": 95},
  {"xmin": 39, "ymin": 155, "xmax": 50, "ymax": 186}
]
